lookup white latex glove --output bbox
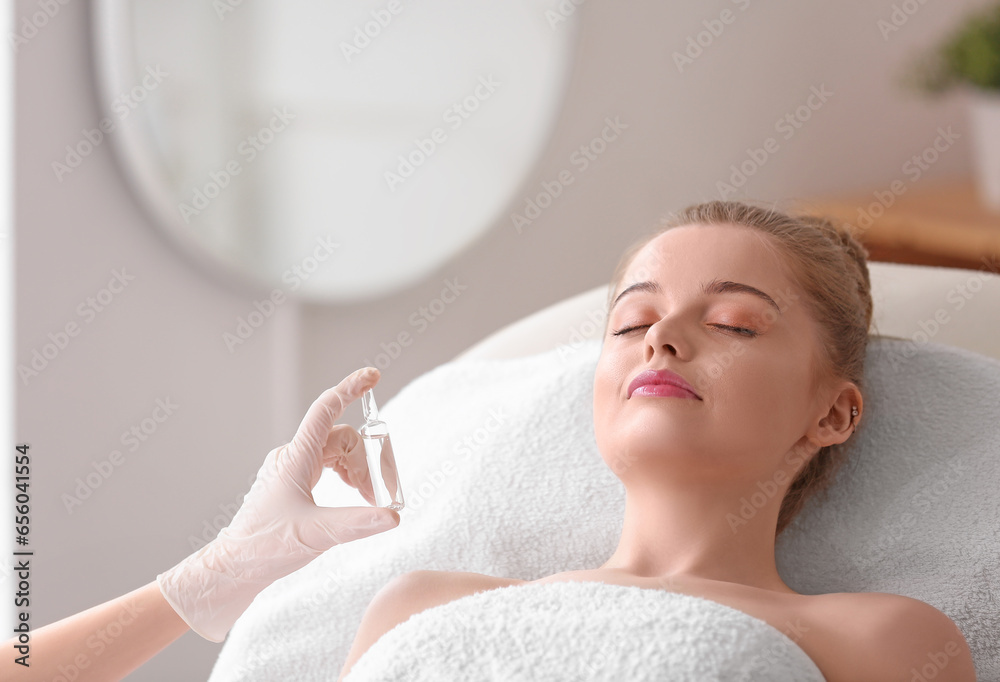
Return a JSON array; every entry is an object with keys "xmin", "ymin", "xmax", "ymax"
[{"xmin": 156, "ymin": 367, "xmax": 400, "ymax": 642}]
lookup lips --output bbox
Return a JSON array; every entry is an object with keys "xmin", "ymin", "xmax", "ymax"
[{"xmin": 627, "ymin": 368, "xmax": 701, "ymax": 400}]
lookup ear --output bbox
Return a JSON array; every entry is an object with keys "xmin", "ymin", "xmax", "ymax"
[{"xmin": 808, "ymin": 381, "xmax": 862, "ymax": 449}]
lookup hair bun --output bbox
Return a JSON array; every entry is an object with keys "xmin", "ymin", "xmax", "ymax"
[
  {"xmin": 799, "ymin": 215, "xmax": 873, "ymax": 329},
  {"xmin": 832, "ymin": 224, "xmax": 870, "ymax": 272}
]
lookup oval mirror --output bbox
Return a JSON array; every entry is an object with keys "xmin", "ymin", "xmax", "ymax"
[{"xmin": 92, "ymin": 0, "xmax": 579, "ymax": 302}]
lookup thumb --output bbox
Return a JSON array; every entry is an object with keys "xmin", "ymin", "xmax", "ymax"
[{"xmin": 302, "ymin": 506, "xmax": 400, "ymax": 549}]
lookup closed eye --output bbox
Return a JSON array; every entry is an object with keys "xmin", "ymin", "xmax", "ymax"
[
  {"xmin": 611, "ymin": 324, "xmax": 649, "ymax": 336},
  {"xmin": 610, "ymin": 324, "xmax": 758, "ymax": 337},
  {"xmin": 713, "ymin": 324, "xmax": 758, "ymax": 337}
]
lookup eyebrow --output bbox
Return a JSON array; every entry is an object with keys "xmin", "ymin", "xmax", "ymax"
[{"xmin": 609, "ymin": 278, "xmax": 781, "ymax": 313}]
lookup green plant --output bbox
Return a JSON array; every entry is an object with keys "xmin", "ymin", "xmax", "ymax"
[{"xmin": 902, "ymin": 2, "xmax": 1000, "ymax": 94}]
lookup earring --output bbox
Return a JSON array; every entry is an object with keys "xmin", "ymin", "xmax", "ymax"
[{"xmin": 850, "ymin": 405, "xmax": 858, "ymax": 433}]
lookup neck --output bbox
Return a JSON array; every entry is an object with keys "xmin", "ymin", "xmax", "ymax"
[{"xmin": 598, "ymin": 476, "xmax": 795, "ymax": 594}]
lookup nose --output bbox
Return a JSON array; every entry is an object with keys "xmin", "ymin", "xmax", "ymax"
[{"xmin": 643, "ymin": 315, "xmax": 686, "ymax": 361}]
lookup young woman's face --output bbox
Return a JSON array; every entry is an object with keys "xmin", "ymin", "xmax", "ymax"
[{"xmin": 593, "ymin": 223, "xmax": 829, "ymax": 486}]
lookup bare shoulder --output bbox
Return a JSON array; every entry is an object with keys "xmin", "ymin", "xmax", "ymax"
[
  {"xmin": 811, "ymin": 591, "xmax": 977, "ymax": 681},
  {"xmin": 371, "ymin": 569, "xmax": 525, "ymax": 621},
  {"xmin": 337, "ymin": 570, "xmax": 522, "ymax": 680}
]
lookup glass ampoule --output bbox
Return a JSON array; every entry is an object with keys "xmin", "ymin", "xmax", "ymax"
[{"xmin": 359, "ymin": 388, "xmax": 405, "ymax": 511}]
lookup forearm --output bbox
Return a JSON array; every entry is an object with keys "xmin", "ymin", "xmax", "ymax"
[{"xmin": 2, "ymin": 580, "xmax": 190, "ymax": 681}]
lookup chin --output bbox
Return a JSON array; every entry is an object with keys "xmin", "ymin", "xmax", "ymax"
[
  {"xmin": 601, "ymin": 432, "xmax": 700, "ymax": 476},
  {"xmin": 601, "ymin": 415, "xmax": 738, "ymax": 477}
]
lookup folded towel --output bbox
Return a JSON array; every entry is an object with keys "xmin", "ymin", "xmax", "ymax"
[
  {"xmin": 342, "ymin": 580, "xmax": 826, "ymax": 682},
  {"xmin": 207, "ymin": 336, "xmax": 1000, "ymax": 681}
]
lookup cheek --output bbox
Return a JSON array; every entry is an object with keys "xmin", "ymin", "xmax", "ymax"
[
  {"xmin": 593, "ymin": 352, "xmax": 631, "ymax": 445},
  {"xmin": 712, "ymin": 345, "xmax": 813, "ymax": 425},
  {"xmin": 595, "ymin": 345, "xmax": 629, "ymax": 389}
]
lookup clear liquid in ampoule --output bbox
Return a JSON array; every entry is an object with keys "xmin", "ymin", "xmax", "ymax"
[
  {"xmin": 359, "ymin": 388, "xmax": 405, "ymax": 511},
  {"xmin": 361, "ymin": 433, "xmax": 404, "ymax": 510}
]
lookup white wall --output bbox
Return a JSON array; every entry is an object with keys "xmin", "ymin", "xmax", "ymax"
[{"xmin": 13, "ymin": 0, "xmax": 986, "ymax": 679}]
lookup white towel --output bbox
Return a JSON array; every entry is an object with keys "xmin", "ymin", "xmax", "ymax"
[
  {"xmin": 341, "ymin": 580, "xmax": 826, "ymax": 682},
  {"xmin": 207, "ymin": 336, "xmax": 1000, "ymax": 681}
]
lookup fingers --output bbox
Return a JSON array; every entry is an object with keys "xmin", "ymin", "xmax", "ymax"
[
  {"xmin": 300, "ymin": 506, "xmax": 400, "ymax": 550},
  {"xmin": 324, "ymin": 424, "xmax": 377, "ymax": 505},
  {"xmin": 323, "ymin": 423, "xmax": 362, "ymax": 458},
  {"xmin": 290, "ymin": 367, "xmax": 381, "ymax": 455}
]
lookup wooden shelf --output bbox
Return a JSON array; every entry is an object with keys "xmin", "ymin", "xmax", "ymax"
[{"xmin": 792, "ymin": 177, "xmax": 1000, "ymax": 271}]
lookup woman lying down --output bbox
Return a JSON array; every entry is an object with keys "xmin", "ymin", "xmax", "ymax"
[{"xmin": 2, "ymin": 200, "xmax": 978, "ymax": 682}]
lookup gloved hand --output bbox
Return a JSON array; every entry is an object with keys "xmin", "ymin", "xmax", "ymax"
[{"xmin": 156, "ymin": 367, "xmax": 400, "ymax": 642}]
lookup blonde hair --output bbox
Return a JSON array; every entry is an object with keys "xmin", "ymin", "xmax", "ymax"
[{"xmin": 605, "ymin": 199, "xmax": 873, "ymax": 537}]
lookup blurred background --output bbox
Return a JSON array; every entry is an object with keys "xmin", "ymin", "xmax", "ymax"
[{"xmin": 6, "ymin": 0, "xmax": 1000, "ymax": 679}]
